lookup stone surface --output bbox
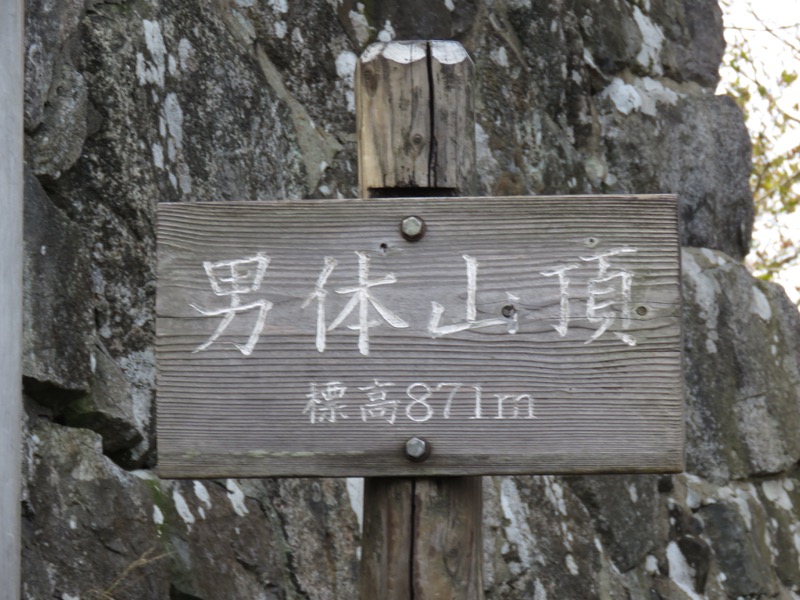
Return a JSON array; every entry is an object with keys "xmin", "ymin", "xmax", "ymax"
[
  {"xmin": 22, "ymin": 167, "xmax": 93, "ymax": 397},
  {"xmin": 699, "ymin": 498, "xmax": 778, "ymax": 597},
  {"xmin": 22, "ymin": 418, "xmax": 169, "ymax": 600},
  {"xmin": 23, "ymin": 0, "xmax": 86, "ymax": 131},
  {"xmin": 758, "ymin": 473, "xmax": 800, "ymax": 590},
  {"xmin": 682, "ymin": 247, "xmax": 800, "ymax": 482},
  {"xmin": 22, "ymin": 417, "xmax": 360, "ymax": 599},
  {"xmin": 62, "ymin": 343, "xmax": 144, "ymax": 455},
  {"xmin": 566, "ymin": 475, "xmax": 662, "ymax": 573},
  {"xmin": 337, "ymin": 0, "xmax": 479, "ymax": 44},
  {"xmin": 482, "ymin": 475, "xmax": 608, "ymax": 599},
  {"xmin": 469, "ymin": 0, "xmax": 753, "ymax": 258},
  {"xmin": 27, "ymin": 62, "xmax": 88, "ymax": 179},
  {"xmin": 672, "ymin": 0, "xmax": 726, "ymax": 86},
  {"xmin": 20, "ymin": 0, "xmax": 800, "ymax": 597},
  {"xmin": 601, "ymin": 94, "xmax": 753, "ymax": 260}
]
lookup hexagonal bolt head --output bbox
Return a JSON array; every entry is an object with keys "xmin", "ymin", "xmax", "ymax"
[
  {"xmin": 404, "ymin": 437, "xmax": 430, "ymax": 462},
  {"xmin": 400, "ymin": 216, "xmax": 425, "ymax": 242}
]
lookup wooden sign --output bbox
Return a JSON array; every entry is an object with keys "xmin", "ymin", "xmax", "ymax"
[{"xmin": 156, "ymin": 194, "xmax": 683, "ymax": 478}]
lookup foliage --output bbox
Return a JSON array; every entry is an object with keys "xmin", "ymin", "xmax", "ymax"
[{"xmin": 719, "ymin": 0, "xmax": 800, "ymax": 303}]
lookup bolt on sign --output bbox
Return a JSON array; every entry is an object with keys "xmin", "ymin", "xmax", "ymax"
[{"xmin": 155, "ymin": 194, "xmax": 684, "ymax": 478}]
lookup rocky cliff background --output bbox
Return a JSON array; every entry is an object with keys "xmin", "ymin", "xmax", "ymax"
[{"xmin": 20, "ymin": 0, "xmax": 800, "ymax": 598}]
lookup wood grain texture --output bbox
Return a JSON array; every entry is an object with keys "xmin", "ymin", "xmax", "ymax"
[
  {"xmin": 357, "ymin": 41, "xmax": 431, "ymax": 194},
  {"xmin": 429, "ymin": 41, "xmax": 475, "ymax": 191},
  {"xmin": 357, "ymin": 41, "xmax": 476, "ymax": 196},
  {"xmin": 359, "ymin": 478, "xmax": 413, "ymax": 599},
  {"xmin": 357, "ymin": 477, "xmax": 483, "ymax": 600},
  {"xmin": 155, "ymin": 194, "xmax": 684, "ymax": 478},
  {"xmin": 1, "ymin": 1, "xmax": 24, "ymax": 597},
  {"xmin": 413, "ymin": 477, "xmax": 483, "ymax": 599},
  {"xmin": 358, "ymin": 42, "xmax": 483, "ymax": 600}
]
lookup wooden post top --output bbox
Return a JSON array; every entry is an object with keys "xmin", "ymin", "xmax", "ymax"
[{"xmin": 356, "ymin": 41, "xmax": 475, "ymax": 197}]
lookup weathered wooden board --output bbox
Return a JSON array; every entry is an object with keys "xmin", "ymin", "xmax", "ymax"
[{"xmin": 156, "ymin": 194, "xmax": 683, "ymax": 478}]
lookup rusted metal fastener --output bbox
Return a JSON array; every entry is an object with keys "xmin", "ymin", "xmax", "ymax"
[
  {"xmin": 400, "ymin": 215, "xmax": 425, "ymax": 242},
  {"xmin": 404, "ymin": 437, "xmax": 430, "ymax": 462}
]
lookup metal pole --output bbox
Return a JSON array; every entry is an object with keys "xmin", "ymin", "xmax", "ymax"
[{"xmin": 0, "ymin": 0, "xmax": 25, "ymax": 597}]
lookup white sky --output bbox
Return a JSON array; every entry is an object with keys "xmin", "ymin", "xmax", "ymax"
[
  {"xmin": 719, "ymin": 1, "xmax": 800, "ymax": 303},
  {"xmin": 721, "ymin": 2, "xmax": 800, "ymax": 149}
]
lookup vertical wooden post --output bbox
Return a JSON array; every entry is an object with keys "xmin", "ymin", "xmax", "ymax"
[
  {"xmin": 356, "ymin": 41, "xmax": 483, "ymax": 600},
  {"xmin": 0, "ymin": 1, "xmax": 24, "ymax": 599}
]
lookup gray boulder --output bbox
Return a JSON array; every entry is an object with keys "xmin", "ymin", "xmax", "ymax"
[
  {"xmin": 682, "ymin": 247, "xmax": 800, "ymax": 482},
  {"xmin": 22, "ymin": 167, "xmax": 93, "ymax": 398}
]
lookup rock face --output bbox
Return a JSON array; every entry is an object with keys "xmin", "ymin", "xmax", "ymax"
[
  {"xmin": 683, "ymin": 247, "xmax": 800, "ymax": 483},
  {"xmin": 20, "ymin": 0, "xmax": 800, "ymax": 598},
  {"xmin": 22, "ymin": 167, "xmax": 93, "ymax": 398}
]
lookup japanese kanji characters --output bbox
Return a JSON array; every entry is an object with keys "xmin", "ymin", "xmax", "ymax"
[
  {"xmin": 303, "ymin": 381, "xmax": 349, "ymax": 423},
  {"xmin": 428, "ymin": 255, "xmax": 518, "ymax": 337},
  {"xmin": 326, "ymin": 251, "xmax": 409, "ymax": 356},
  {"xmin": 359, "ymin": 379, "xmax": 398, "ymax": 424},
  {"xmin": 302, "ymin": 379, "xmax": 537, "ymax": 424},
  {"xmin": 190, "ymin": 253, "xmax": 271, "ymax": 355},
  {"xmin": 301, "ymin": 256, "xmax": 338, "ymax": 353},
  {"xmin": 541, "ymin": 247, "xmax": 638, "ymax": 346},
  {"xmin": 583, "ymin": 248, "xmax": 637, "ymax": 346},
  {"xmin": 191, "ymin": 246, "xmax": 640, "ymax": 355}
]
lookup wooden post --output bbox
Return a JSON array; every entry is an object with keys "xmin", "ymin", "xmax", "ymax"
[
  {"xmin": 0, "ymin": 0, "xmax": 24, "ymax": 598},
  {"xmin": 356, "ymin": 41, "xmax": 484, "ymax": 600}
]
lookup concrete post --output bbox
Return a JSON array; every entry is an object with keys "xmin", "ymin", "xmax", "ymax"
[{"xmin": 0, "ymin": 0, "xmax": 25, "ymax": 598}]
